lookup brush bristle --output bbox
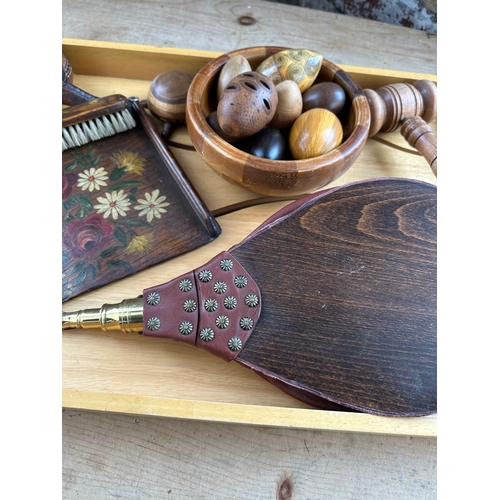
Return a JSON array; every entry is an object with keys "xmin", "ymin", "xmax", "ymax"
[{"xmin": 62, "ymin": 108, "xmax": 136, "ymax": 151}]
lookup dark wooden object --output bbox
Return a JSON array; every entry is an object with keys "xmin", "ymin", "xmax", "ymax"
[
  {"xmin": 62, "ymin": 79, "xmax": 221, "ymax": 301},
  {"xmin": 230, "ymin": 178, "xmax": 436, "ymax": 416}
]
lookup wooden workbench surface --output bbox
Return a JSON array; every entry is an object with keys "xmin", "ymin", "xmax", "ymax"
[{"xmin": 62, "ymin": 1, "xmax": 437, "ymax": 498}]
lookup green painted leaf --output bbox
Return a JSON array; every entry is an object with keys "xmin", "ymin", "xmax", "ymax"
[
  {"xmin": 110, "ymin": 167, "xmax": 127, "ymax": 181},
  {"xmin": 106, "ymin": 260, "xmax": 133, "ymax": 272},
  {"xmin": 75, "ymin": 268, "xmax": 87, "ymax": 285},
  {"xmin": 113, "ymin": 226, "xmax": 127, "ymax": 247},
  {"xmin": 70, "ymin": 261, "xmax": 86, "ymax": 274},
  {"xmin": 124, "ymin": 218, "xmax": 152, "ymax": 228},
  {"xmin": 100, "ymin": 246, "xmax": 121, "ymax": 259}
]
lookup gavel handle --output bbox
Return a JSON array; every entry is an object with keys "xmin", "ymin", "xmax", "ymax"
[{"xmin": 400, "ymin": 116, "xmax": 437, "ymax": 176}]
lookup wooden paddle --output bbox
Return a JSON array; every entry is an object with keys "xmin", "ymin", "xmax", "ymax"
[{"xmin": 63, "ymin": 178, "xmax": 436, "ymax": 417}]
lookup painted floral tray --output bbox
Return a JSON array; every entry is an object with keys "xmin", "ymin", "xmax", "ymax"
[{"xmin": 62, "ymin": 100, "xmax": 221, "ymax": 301}]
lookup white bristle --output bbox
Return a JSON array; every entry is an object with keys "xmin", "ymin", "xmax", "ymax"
[
  {"xmin": 99, "ymin": 115, "xmax": 116, "ymax": 137},
  {"xmin": 62, "ymin": 109, "xmax": 137, "ymax": 151},
  {"xmin": 81, "ymin": 120, "xmax": 100, "ymax": 142}
]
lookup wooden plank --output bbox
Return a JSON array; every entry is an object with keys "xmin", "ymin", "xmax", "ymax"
[
  {"xmin": 62, "ymin": 409, "xmax": 437, "ymax": 499},
  {"xmin": 63, "ymin": 390, "xmax": 437, "ymax": 437},
  {"xmin": 61, "ymin": 0, "xmax": 437, "ymax": 75}
]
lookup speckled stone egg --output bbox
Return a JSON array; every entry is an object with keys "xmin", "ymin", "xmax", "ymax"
[
  {"xmin": 256, "ymin": 48, "xmax": 323, "ymax": 93},
  {"xmin": 217, "ymin": 72, "xmax": 278, "ymax": 138}
]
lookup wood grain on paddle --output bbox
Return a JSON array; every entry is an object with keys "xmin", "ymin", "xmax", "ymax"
[{"xmin": 233, "ymin": 178, "xmax": 436, "ymax": 416}]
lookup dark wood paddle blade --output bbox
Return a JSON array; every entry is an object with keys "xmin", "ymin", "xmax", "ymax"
[{"xmin": 230, "ymin": 178, "xmax": 436, "ymax": 417}]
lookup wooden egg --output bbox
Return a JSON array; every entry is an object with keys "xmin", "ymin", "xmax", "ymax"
[
  {"xmin": 207, "ymin": 111, "xmax": 241, "ymax": 144},
  {"xmin": 148, "ymin": 70, "xmax": 195, "ymax": 122},
  {"xmin": 289, "ymin": 108, "xmax": 343, "ymax": 160},
  {"xmin": 217, "ymin": 72, "xmax": 278, "ymax": 138},
  {"xmin": 302, "ymin": 82, "xmax": 346, "ymax": 115},
  {"xmin": 242, "ymin": 127, "xmax": 289, "ymax": 160},
  {"xmin": 216, "ymin": 55, "xmax": 252, "ymax": 100},
  {"xmin": 256, "ymin": 48, "xmax": 323, "ymax": 92},
  {"xmin": 269, "ymin": 80, "xmax": 303, "ymax": 130}
]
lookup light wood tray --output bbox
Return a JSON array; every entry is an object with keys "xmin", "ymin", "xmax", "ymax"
[{"xmin": 62, "ymin": 39, "xmax": 437, "ymax": 437}]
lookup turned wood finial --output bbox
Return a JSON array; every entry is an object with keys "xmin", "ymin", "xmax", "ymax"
[
  {"xmin": 364, "ymin": 80, "xmax": 437, "ymax": 176},
  {"xmin": 147, "ymin": 70, "xmax": 195, "ymax": 140}
]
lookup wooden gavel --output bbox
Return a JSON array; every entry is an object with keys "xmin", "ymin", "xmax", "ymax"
[{"xmin": 363, "ymin": 80, "xmax": 437, "ymax": 176}]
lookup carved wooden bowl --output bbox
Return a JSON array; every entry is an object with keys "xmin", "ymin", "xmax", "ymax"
[{"xmin": 186, "ymin": 46, "xmax": 370, "ymax": 196}]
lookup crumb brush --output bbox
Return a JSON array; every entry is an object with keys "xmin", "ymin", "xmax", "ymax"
[{"xmin": 61, "ymin": 54, "xmax": 136, "ymax": 151}]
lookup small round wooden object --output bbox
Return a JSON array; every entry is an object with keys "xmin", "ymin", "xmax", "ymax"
[
  {"xmin": 186, "ymin": 46, "xmax": 370, "ymax": 196},
  {"xmin": 148, "ymin": 70, "xmax": 195, "ymax": 139},
  {"xmin": 289, "ymin": 108, "xmax": 343, "ymax": 160}
]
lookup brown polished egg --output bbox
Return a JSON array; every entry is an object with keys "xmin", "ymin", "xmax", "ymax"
[
  {"xmin": 302, "ymin": 82, "xmax": 346, "ymax": 115},
  {"xmin": 217, "ymin": 72, "xmax": 278, "ymax": 138},
  {"xmin": 289, "ymin": 108, "xmax": 343, "ymax": 160}
]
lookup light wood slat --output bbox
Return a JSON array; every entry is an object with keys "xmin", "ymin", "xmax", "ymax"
[
  {"xmin": 61, "ymin": 0, "xmax": 437, "ymax": 75},
  {"xmin": 62, "ymin": 409, "xmax": 436, "ymax": 499}
]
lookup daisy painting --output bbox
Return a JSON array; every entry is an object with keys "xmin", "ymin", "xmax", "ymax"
[
  {"xmin": 94, "ymin": 189, "xmax": 132, "ymax": 220},
  {"xmin": 134, "ymin": 189, "xmax": 170, "ymax": 222}
]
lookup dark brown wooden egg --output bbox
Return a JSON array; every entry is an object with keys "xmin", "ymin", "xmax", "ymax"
[
  {"xmin": 302, "ymin": 82, "xmax": 346, "ymax": 115},
  {"xmin": 217, "ymin": 72, "xmax": 278, "ymax": 138},
  {"xmin": 242, "ymin": 127, "xmax": 289, "ymax": 160},
  {"xmin": 207, "ymin": 111, "xmax": 241, "ymax": 144}
]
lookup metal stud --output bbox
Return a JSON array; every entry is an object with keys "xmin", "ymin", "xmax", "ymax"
[
  {"xmin": 223, "ymin": 296, "xmax": 237, "ymax": 310},
  {"xmin": 198, "ymin": 269, "xmax": 212, "ymax": 283},
  {"xmin": 179, "ymin": 278, "xmax": 193, "ymax": 292},
  {"xmin": 179, "ymin": 320, "xmax": 193, "ymax": 335},
  {"xmin": 183, "ymin": 299, "xmax": 197, "ymax": 313},
  {"xmin": 199, "ymin": 327, "xmax": 215, "ymax": 342},
  {"xmin": 204, "ymin": 298, "xmax": 218, "ymax": 312},
  {"xmin": 228, "ymin": 337, "xmax": 243, "ymax": 352},
  {"xmin": 239, "ymin": 317, "xmax": 254, "ymax": 330},
  {"xmin": 234, "ymin": 275, "xmax": 248, "ymax": 288},
  {"xmin": 213, "ymin": 281, "xmax": 228, "ymax": 294},
  {"xmin": 245, "ymin": 293, "xmax": 259, "ymax": 307},
  {"xmin": 215, "ymin": 315, "xmax": 230, "ymax": 329},
  {"xmin": 146, "ymin": 292, "xmax": 161, "ymax": 306},
  {"xmin": 146, "ymin": 317, "xmax": 161, "ymax": 331},
  {"xmin": 220, "ymin": 258, "xmax": 234, "ymax": 271}
]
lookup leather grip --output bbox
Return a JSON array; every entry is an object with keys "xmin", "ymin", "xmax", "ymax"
[{"xmin": 142, "ymin": 251, "xmax": 262, "ymax": 361}]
